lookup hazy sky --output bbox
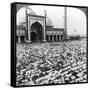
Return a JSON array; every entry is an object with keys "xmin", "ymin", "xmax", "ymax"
[{"xmin": 17, "ymin": 5, "xmax": 86, "ymax": 36}]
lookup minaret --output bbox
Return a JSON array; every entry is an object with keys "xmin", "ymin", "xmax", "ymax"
[
  {"xmin": 64, "ymin": 6, "xmax": 67, "ymax": 40},
  {"xmin": 25, "ymin": 7, "xmax": 28, "ymax": 41},
  {"xmin": 44, "ymin": 10, "xmax": 47, "ymax": 27},
  {"xmin": 25, "ymin": 6, "xmax": 30, "ymax": 42},
  {"xmin": 25, "ymin": 7, "xmax": 27, "ymax": 28},
  {"xmin": 44, "ymin": 10, "xmax": 47, "ymax": 17},
  {"xmin": 42, "ymin": 10, "xmax": 47, "ymax": 42}
]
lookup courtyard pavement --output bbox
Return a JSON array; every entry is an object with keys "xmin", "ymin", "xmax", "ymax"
[{"xmin": 16, "ymin": 39, "xmax": 87, "ymax": 86}]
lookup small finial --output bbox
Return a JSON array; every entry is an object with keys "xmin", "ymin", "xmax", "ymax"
[{"xmin": 44, "ymin": 10, "xmax": 47, "ymax": 17}]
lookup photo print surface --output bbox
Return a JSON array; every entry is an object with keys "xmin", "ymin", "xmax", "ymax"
[{"xmin": 16, "ymin": 3, "xmax": 88, "ymax": 86}]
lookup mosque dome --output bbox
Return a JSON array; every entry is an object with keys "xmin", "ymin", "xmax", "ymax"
[
  {"xmin": 46, "ymin": 16, "xmax": 53, "ymax": 27},
  {"xmin": 27, "ymin": 8, "xmax": 53, "ymax": 27},
  {"xmin": 26, "ymin": 7, "xmax": 36, "ymax": 15},
  {"xmin": 17, "ymin": 7, "xmax": 53, "ymax": 27},
  {"xmin": 17, "ymin": 7, "xmax": 36, "ymax": 25}
]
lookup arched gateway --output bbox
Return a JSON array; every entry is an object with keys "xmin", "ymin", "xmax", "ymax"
[
  {"xmin": 30, "ymin": 22, "xmax": 43, "ymax": 42},
  {"xmin": 26, "ymin": 14, "xmax": 46, "ymax": 42},
  {"xmin": 16, "ymin": 3, "xmax": 87, "ymax": 43}
]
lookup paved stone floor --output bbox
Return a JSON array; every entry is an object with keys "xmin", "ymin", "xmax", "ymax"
[{"xmin": 16, "ymin": 39, "xmax": 87, "ymax": 86}]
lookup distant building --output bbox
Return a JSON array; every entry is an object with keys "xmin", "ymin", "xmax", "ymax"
[{"xmin": 16, "ymin": 7, "xmax": 66, "ymax": 43}]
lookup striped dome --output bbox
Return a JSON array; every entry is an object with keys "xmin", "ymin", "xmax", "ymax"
[
  {"xmin": 46, "ymin": 16, "xmax": 53, "ymax": 27},
  {"xmin": 26, "ymin": 7, "xmax": 36, "ymax": 15}
]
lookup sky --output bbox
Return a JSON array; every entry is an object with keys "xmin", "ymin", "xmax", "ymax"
[{"xmin": 17, "ymin": 5, "xmax": 86, "ymax": 36}]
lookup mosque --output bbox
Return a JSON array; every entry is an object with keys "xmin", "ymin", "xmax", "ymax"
[{"xmin": 16, "ymin": 7, "xmax": 67, "ymax": 43}]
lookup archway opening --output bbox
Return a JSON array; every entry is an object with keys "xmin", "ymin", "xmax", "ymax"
[
  {"xmin": 31, "ymin": 32, "xmax": 37, "ymax": 42},
  {"xmin": 30, "ymin": 22, "xmax": 43, "ymax": 42},
  {"xmin": 46, "ymin": 35, "xmax": 49, "ymax": 41},
  {"xmin": 57, "ymin": 35, "xmax": 59, "ymax": 41},
  {"xmin": 54, "ymin": 35, "xmax": 56, "ymax": 41},
  {"xmin": 21, "ymin": 35, "xmax": 25, "ymax": 43},
  {"xmin": 50, "ymin": 35, "xmax": 52, "ymax": 42},
  {"xmin": 61, "ymin": 35, "xmax": 63, "ymax": 41}
]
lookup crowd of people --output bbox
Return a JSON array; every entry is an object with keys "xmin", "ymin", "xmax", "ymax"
[{"xmin": 16, "ymin": 39, "xmax": 87, "ymax": 86}]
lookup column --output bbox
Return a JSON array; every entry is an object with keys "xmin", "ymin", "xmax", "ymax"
[
  {"xmin": 51, "ymin": 35, "xmax": 53, "ymax": 41},
  {"xmin": 62, "ymin": 35, "xmax": 64, "ymax": 40},
  {"xmin": 54, "ymin": 35, "xmax": 55, "ymax": 41},
  {"xmin": 28, "ymin": 18, "xmax": 31, "ymax": 42},
  {"xmin": 64, "ymin": 7, "xmax": 67, "ymax": 40},
  {"xmin": 59, "ymin": 35, "xmax": 61, "ymax": 41},
  {"xmin": 48, "ymin": 35, "xmax": 50, "ymax": 42},
  {"xmin": 18, "ymin": 36, "xmax": 21, "ymax": 43},
  {"xmin": 52, "ymin": 35, "xmax": 54, "ymax": 42},
  {"xmin": 43, "ymin": 20, "xmax": 46, "ymax": 42},
  {"xmin": 43, "ymin": 31, "xmax": 46, "ymax": 42},
  {"xmin": 24, "ymin": 36, "xmax": 26, "ymax": 42},
  {"xmin": 56, "ymin": 35, "xmax": 58, "ymax": 42},
  {"xmin": 50, "ymin": 35, "xmax": 51, "ymax": 42}
]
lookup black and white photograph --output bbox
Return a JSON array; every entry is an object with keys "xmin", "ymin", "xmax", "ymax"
[{"xmin": 11, "ymin": 2, "xmax": 88, "ymax": 87}]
